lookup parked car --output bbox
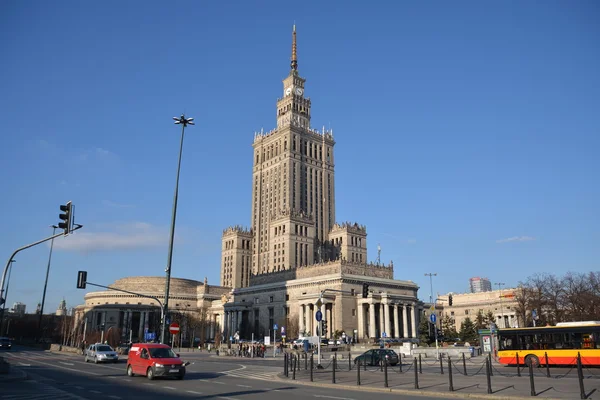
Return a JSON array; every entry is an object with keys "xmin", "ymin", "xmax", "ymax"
[
  {"xmin": 354, "ymin": 349, "xmax": 399, "ymax": 366},
  {"xmin": 0, "ymin": 337, "xmax": 12, "ymax": 350},
  {"xmin": 126, "ymin": 343, "xmax": 188, "ymax": 380},
  {"xmin": 85, "ymin": 343, "xmax": 119, "ymax": 363}
]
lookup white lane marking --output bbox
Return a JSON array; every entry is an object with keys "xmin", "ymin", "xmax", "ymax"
[
  {"xmin": 108, "ymin": 376, "xmax": 118, "ymax": 378},
  {"xmin": 60, "ymin": 361, "xmax": 75, "ymax": 366},
  {"xmin": 89, "ymin": 390, "xmax": 102, "ymax": 394},
  {"xmin": 11, "ymin": 355, "xmax": 101, "ymax": 376},
  {"xmin": 236, "ymin": 384, "xmax": 252, "ymax": 388},
  {"xmin": 218, "ymin": 397, "xmax": 241, "ymax": 400},
  {"xmin": 108, "ymin": 396, "xmax": 122, "ymax": 399},
  {"xmin": 313, "ymin": 396, "xmax": 355, "ymax": 400},
  {"xmin": 187, "ymin": 390, "xmax": 203, "ymax": 395},
  {"xmin": 18, "ymin": 362, "xmax": 31, "ymax": 366},
  {"xmin": 164, "ymin": 386, "xmax": 176, "ymax": 390},
  {"xmin": 272, "ymin": 389, "xmax": 282, "ymax": 392},
  {"xmin": 74, "ymin": 386, "xmax": 84, "ymax": 389},
  {"xmin": 213, "ymin": 381, "xmax": 226, "ymax": 384}
]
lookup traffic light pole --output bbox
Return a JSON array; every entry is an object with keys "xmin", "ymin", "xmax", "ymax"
[
  {"xmin": 0, "ymin": 225, "xmax": 82, "ymax": 334},
  {"xmin": 316, "ymin": 288, "xmax": 355, "ymax": 368}
]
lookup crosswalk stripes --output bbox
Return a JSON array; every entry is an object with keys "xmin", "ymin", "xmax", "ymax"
[{"xmin": 223, "ymin": 369, "xmax": 281, "ymax": 381}]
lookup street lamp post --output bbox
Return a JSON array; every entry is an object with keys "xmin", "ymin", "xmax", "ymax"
[
  {"xmin": 161, "ymin": 114, "xmax": 194, "ymax": 345},
  {"xmin": 424, "ymin": 272, "xmax": 440, "ymax": 360},
  {"xmin": 39, "ymin": 225, "xmax": 58, "ymax": 330},
  {"xmin": 495, "ymin": 282, "xmax": 505, "ymax": 328},
  {"xmin": 0, "ymin": 260, "xmax": 16, "ymax": 335}
]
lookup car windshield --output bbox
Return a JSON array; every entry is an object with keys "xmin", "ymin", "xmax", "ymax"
[
  {"xmin": 149, "ymin": 347, "xmax": 177, "ymax": 358},
  {"xmin": 96, "ymin": 345, "xmax": 113, "ymax": 352}
]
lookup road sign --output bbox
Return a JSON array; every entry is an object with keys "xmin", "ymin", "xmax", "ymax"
[
  {"xmin": 382, "ymin": 332, "xmax": 387, "ymax": 338},
  {"xmin": 169, "ymin": 322, "xmax": 180, "ymax": 334},
  {"xmin": 429, "ymin": 314, "xmax": 437, "ymax": 324},
  {"xmin": 315, "ymin": 310, "xmax": 323, "ymax": 322},
  {"xmin": 315, "ymin": 298, "xmax": 323, "ymax": 308},
  {"xmin": 273, "ymin": 323, "xmax": 278, "ymax": 330},
  {"xmin": 281, "ymin": 326, "xmax": 286, "ymax": 335}
]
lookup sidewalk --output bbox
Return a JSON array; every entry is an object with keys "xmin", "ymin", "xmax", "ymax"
[{"xmin": 278, "ymin": 354, "xmax": 600, "ymax": 400}]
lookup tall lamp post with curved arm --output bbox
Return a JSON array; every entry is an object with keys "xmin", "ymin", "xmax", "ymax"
[{"xmin": 161, "ymin": 114, "xmax": 194, "ymax": 345}]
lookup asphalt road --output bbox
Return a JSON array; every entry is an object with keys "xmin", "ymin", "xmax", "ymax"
[{"xmin": 1, "ymin": 347, "xmax": 446, "ymax": 400}]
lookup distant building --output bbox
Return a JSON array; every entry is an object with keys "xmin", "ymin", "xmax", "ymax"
[
  {"xmin": 469, "ymin": 277, "xmax": 492, "ymax": 293},
  {"xmin": 56, "ymin": 299, "xmax": 67, "ymax": 316},
  {"xmin": 11, "ymin": 302, "xmax": 26, "ymax": 316}
]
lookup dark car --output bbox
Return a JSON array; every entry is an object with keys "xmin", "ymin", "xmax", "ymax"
[
  {"xmin": 354, "ymin": 349, "xmax": 399, "ymax": 366},
  {"xmin": 0, "ymin": 337, "xmax": 12, "ymax": 350}
]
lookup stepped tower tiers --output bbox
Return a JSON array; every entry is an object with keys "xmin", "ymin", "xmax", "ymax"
[{"xmin": 221, "ymin": 26, "xmax": 369, "ymax": 288}]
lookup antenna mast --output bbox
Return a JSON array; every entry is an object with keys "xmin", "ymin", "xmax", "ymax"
[{"xmin": 376, "ymin": 243, "xmax": 381, "ymax": 265}]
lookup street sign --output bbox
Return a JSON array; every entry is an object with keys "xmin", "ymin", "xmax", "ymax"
[
  {"xmin": 281, "ymin": 326, "xmax": 286, "ymax": 335},
  {"xmin": 169, "ymin": 322, "xmax": 180, "ymax": 334},
  {"xmin": 315, "ymin": 310, "xmax": 323, "ymax": 322},
  {"xmin": 429, "ymin": 314, "xmax": 437, "ymax": 324},
  {"xmin": 315, "ymin": 298, "xmax": 323, "ymax": 308},
  {"xmin": 144, "ymin": 332, "xmax": 156, "ymax": 341},
  {"xmin": 382, "ymin": 332, "xmax": 387, "ymax": 338},
  {"xmin": 273, "ymin": 323, "xmax": 278, "ymax": 330}
]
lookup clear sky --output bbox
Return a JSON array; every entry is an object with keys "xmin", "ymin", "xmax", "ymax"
[{"xmin": 1, "ymin": 1, "xmax": 598, "ymax": 314}]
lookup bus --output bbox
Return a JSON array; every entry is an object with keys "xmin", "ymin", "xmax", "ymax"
[{"xmin": 497, "ymin": 322, "xmax": 600, "ymax": 367}]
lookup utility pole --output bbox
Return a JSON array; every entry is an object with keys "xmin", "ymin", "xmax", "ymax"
[
  {"xmin": 39, "ymin": 225, "xmax": 58, "ymax": 330},
  {"xmin": 424, "ymin": 273, "xmax": 440, "ymax": 360},
  {"xmin": 495, "ymin": 282, "xmax": 505, "ymax": 328}
]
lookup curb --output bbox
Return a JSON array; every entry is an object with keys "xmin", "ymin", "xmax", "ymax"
[
  {"xmin": 0, "ymin": 367, "xmax": 29, "ymax": 383},
  {"xmin": 274, "ymin": 373, "xmax": 564, "ymax": 400}
]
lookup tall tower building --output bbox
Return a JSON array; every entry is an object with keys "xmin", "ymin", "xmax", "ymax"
[
  {"xmin": 469, "ymin": 277, "xmax": 492, "ymax": 293},
  {"xmin": 222, "ymin": 26, "xmax": 341, "ymax": 286}
]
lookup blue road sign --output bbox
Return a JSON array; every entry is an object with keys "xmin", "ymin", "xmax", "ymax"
[
  {"xmin": 144, "ymin": 332, "xmax": 156, "ymax": 341},
  {"xmin": 273, "ymin": 324, "xmax": 278, "ymax": 330},
  {"xmin": 315, "ymin": 310, "xmax": 323, "ymax": 322},
  {"xmin": 429, "ymin": 313, "xmax": 437, "ymax": 324},
  {"xmin": 382, "ymin": 332, "xmax": 387, "ymax": 338},
  {"xmin": 281, "ymin": 326, "xmax": 286, "ymax": 335}
]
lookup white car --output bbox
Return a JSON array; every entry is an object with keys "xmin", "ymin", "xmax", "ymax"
[{"xmin": 85, "ymin": 343, "xmax": 119, "ymax": 363}]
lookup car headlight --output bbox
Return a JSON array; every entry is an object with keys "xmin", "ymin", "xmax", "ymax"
[{"xmin": 155, "ymin": 363, "xmax": 164, "ymax": 367}]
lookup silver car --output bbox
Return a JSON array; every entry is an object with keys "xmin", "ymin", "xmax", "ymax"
[{"xmin": 85, "ymin": 343, "xmax": 119, "ymax": 363}]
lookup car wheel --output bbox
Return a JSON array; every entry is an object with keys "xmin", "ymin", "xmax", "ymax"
[
  {"xmin": 176, "ymin": 371, "xmax": 185, "ymax": 380},
  {"xmin": 127, "ymin": 365, "xmax": 135, "ymax": 377},
  {"xmin": 147, "ymin": 367, "xmax": 154, "ymax": 380},
  {"xmin": 94, "ymin": 356, "xmax": 98, "ymax": 364},
  {"xmin": 84, "ymin": 356, "xmax": 88, "ymax": 363}
]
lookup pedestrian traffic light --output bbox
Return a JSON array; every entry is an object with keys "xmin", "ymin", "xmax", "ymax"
[
  {"xmin": 322, "ymin": 320, "xmax": 328, "ymax": 336},
  {"xmin": 449, "ymin": 294, "xmax": 453, "ymax": 306},
  {"xmin": 76, "ymin": 271, "xmax": 87, "ymax": 289},
  {"xmin": 58, "ymin": 201, "xmax": 73, "ymax": 235},
  {"xmin": 362, "ymin": 283, "xmax": 369, "ymax": 298}
]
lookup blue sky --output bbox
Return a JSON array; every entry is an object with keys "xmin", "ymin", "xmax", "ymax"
[{"xmin": 1, "ymin": 1, "xmax": 598, "ymax": 314}]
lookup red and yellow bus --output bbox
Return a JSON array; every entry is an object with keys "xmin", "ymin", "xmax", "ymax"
[{"xmin": 497, "ymin": 322, "xmax": 600, "ymax": 367}]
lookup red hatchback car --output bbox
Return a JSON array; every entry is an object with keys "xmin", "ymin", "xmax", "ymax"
[{"xmin": 126, "ymin": 343, "xmax": 186, "ymax": 380}]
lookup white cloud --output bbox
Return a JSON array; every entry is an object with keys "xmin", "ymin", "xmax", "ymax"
[
  {"xmin": 53, "ymin": 222, "xmax": 168, "ymax": 252},
  {"xmin": 496, "ymin": 236, "xmax": 536, "ymax": 244}
]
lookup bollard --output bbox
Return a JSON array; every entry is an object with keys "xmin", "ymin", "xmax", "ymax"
[
  {"xmin": 414, "ymin": 358, "xmax": 419, "ymax": 389},
  {"xmin": 349, "ymin": 352, "xmax": 352, "ymax": 371},
  {"xmin": 577, "ymin": 353, "xmax": 585, "ymax": 400},
  {"xmin": 448, "ymin": 357, "xmax": 454, "ymax": 392},
  {"xmin": 357, "ymin": 358, "xmax": 361, "ymax": 386},
  {"xmin": 488, "ymin": 353, "xmax": 493, "ymax": 376},
  {"xmin": 284, "ymin": 353, "xmax": 288, "ymax": 377},
  {"xmin": 486, "ymin": 358, "xmax": 492, "ymax": 394},
  {"xmin": 516, "ymin": 353, "xmax": 521, "ymax": 377},
  {"xmin": 440, "ymin": 354, "xmax": 444, "ymax": 375},
  {"xmin": 462, "ymin": 353, "xmax": 467, "ymax": 376},
  {"xmin": 310, "ymin": 353, "xmax": 314, "ymax": 382},
  {"xmin": 528, "ymin": 362, "xmax": 535, "ymax": 396},
  {"xmin": 305, "ymin": 352, "xmax": 308, "ymax": 370},
  {"xmin": 545, "ymin": 352, "xmax": 550, "ymax": 378},
  {"xmin": 380, "ymin": 357, "xmax": 383, "ymax": 372},
  {"xmin": 399, "ymin": 353, "xmax": 403, "ymax": 373},
  {"xmin": 419, "ymin": 354, "xmax": 423, "ymax": 374},
  {"xmin": 332, "ymin": 353, "xmax": 336, "ymax": 384},
  {"xmin": 293, "ymin": 355, "xmax": 296, "ymax": 380},
  {"xmin": 384, "ymin": 358, "xmax": 389, "ymax": 388}
]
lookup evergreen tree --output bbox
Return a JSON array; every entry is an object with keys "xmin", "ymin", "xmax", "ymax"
[
  {"xmin": 459, "ymin": 317, "xmax": 478, "ymax": 343},
  {"xmin": 418, "ymin": 316, "xmax": 432, "ymax": 345},
  {"xmin": 441, "ymin": 315, "xmax": 458, "ymax": 340},
  {"xmin": 475, "ymin": 310, "xmax": 487, "ymax": 331}
]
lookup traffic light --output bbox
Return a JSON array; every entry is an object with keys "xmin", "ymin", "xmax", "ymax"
[
  {"xmin": 362, "ymin": 283, "xmax": 369, "ymax": 298},
  {"xmin": 58, "ymin": 201, "xmax": 73, "ymax": 235},
  {"xmin": 322, "ymin": 320, "xmax": 328, "ymax": 336},
  {"xmin": 449, "ymin": 294, "xmax": 453, "ymax": 306},
  {"xmin": 76, "ymin": 271, "xmax": 87, "ymax": 289}
]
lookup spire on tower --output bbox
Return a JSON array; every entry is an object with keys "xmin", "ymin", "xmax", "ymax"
[{"xmin": 291, "ymin": 24, "xmax": 298, "ymax": 71}]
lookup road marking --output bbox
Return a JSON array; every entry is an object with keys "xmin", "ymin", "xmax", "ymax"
[
  {"xmin": 313, "ymin": 396, "xmax": 355, "ymax": 400},
  {"xmin": 187, "ymin": 391, "xmax": 203, "ymax": 395},
  {"xmin": 60, "ymin": 361, "xmax": 75, "ymax": 366},
  {"xmin": 213, "ymin": 381, "xmax": 226, "ymax": 385},
  {"xmin": 272, "ymin": 389, "xmax": 282, "ymax": 392},
  {"xmin": 11, "ymin": 355, "xmax": 101, "ymax": 376},
  {"xmin": 18, "ymin": 362, "xmax": 31, "ymax": 366},
  {"xmin": 108, "ymin": 376, "xmax": 118, "ymax": 378},
  {"xmin": 164, "ymin": 386, "xmax": 176, "ymax": 390},
  {"xmin": 218, "ymin": 397, "xmax": 240, "ymax": 400},
  {"xmin": 89, "ymin": 390, "xmax": 102, "ymax": 394},
  {"xmin": 236, "ymin": 384, "xmax": 252, "ymax": 388}
]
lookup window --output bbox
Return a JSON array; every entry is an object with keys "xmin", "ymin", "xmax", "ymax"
[
  {"xmin": 270, "ymin": 296, "xmax": 274, "ymax": 303},
  {"xmin": 286, "ymin": 294, "xmax": 289, "ymax": 301},
  {"xmin": 352, "ymin": 309, "xmax": 356, "ymax": 317}
]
